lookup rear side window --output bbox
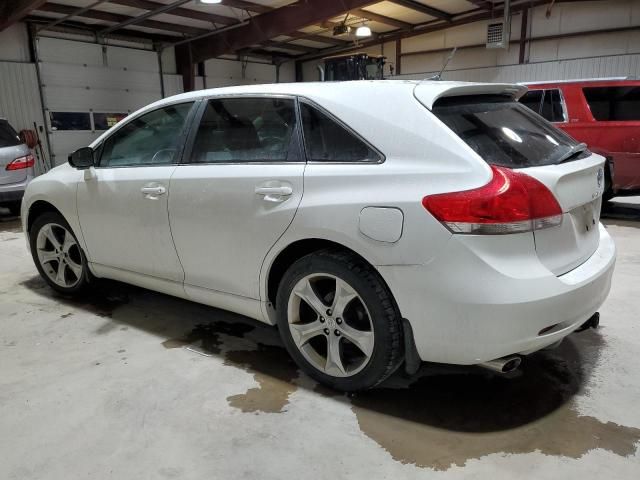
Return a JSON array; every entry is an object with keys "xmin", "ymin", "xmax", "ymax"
[
  {"xmin": 583, "ymin": 86, "xmax": 640, "ymax": 121},
  {"xmin": 300, "ymin": 102, "xmax": 381, "ymax": 162},
  {"xmin": 0, "ymin": 120, "xmax": 21, "ymax": 148},
  {"xmin": 519, "ymin": 89, "xmax": 565, "ymax": 122},
  {"xmin": 433, "ymin": 95, "xmax": 581, "ymax": 168},
  {"xmin": 191, "ymin": 97, "xmax": 296, "ymax": 163}
]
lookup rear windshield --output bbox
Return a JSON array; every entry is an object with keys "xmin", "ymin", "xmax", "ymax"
[
  {"xmin": 432, "ymin": 95, "xmax": 583, "ymax": 168},
  {"xmin": 583, "ymin": 86, "xmax": 640, "ymax": 121},
  {"xmin": 0, "ymin": 120, "xmax": 21, "ymax": 148}
]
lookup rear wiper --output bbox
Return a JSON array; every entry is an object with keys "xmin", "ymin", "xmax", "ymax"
[{"xmin": 557, "ymin": 142, "xmax": 588, "ymax": 163}]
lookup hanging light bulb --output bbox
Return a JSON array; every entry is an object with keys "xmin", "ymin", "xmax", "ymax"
[{"xmin": 355, "ymin": 24, "xmax": 372, "ymax": 37}]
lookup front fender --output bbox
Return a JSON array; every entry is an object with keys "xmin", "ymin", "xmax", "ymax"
[{"xmin": 22, "ymin": 164, "xmax": 88, "ymax": 256}]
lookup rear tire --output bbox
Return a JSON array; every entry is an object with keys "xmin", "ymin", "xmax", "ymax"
[
  {"xmin": 29, "ymin": 212, "xmax": 90, "ymax": 296},
  {"xmin": 276, "ymin": 249, "xmax": 403, "ymax": 392}
]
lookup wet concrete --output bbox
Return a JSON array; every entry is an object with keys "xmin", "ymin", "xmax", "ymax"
[{"xmin": 3, "ymin": 205, "xmax": 640, "ymax": 478}]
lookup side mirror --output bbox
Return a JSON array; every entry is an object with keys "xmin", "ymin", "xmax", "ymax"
[{"xmin": 69, "ymin": 147, "xmax": 94, "ymax": 169}]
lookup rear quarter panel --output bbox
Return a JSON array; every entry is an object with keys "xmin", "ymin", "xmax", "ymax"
[{"xmin": 261, "ymin": 83, "xmax": 491, "ymax": 301}]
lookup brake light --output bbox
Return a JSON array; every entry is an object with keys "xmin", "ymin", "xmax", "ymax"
[
  {"xmin": 6, "ymin": 154, "xmax": 35, "ymax": 171},
  {"xmin": 422, "ymin": 165, "xmax": 562, "ymax": 234}
]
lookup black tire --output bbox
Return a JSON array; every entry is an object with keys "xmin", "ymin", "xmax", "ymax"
[
  {"xmin": 276, "ymin": 249, "xmax": 403, "ymax": 392},
  {"xmin": 29, "ymin": 211, "xmax": 91, "ymax": 296}
]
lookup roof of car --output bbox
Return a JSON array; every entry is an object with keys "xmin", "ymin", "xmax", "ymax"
[{"xmin": 155, "ymin": 80, "xmax": 525, "ymax": 109}]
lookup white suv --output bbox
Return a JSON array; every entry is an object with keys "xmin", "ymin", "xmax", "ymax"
[{"xmin": 22, "ymin": 81, "xmax": 616, "ymax": 391}]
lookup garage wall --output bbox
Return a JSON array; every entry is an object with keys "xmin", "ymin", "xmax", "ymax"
[
  {"xmin": 300, "ymin": 0, "xmax": 640, "ymax": 83},
  {"xmin": 36, "ymin": 36, "xmax": 183, "ymax": 166},
  {"xmin": 202, "ymin": 57, "xmax": 295, "ymax": 88},
  {"xmin": 0, "ymin": 23, "xmax": 51, "ymax": 174}
]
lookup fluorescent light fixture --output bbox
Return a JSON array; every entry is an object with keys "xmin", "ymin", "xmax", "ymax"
[
  {"xmin": 355, "ymin": 25, "xmax": 372, "ymax": 37},
  {"xmin": 199, "ymin": 0, "xmax": 222, "ymax": 4}
]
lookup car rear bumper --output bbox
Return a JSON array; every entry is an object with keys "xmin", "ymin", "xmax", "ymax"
[
  {"xmin": 378, "ymin": 223, "xmax": 616, "ymax": 365},
  {"xmin": 0, "ymin": 175, "xmax": 32, "ymax": 204}
]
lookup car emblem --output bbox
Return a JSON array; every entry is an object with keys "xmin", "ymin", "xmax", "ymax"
[{"xmin": 597, "ymin": 168, "xmax": 604, "ymax": 188}]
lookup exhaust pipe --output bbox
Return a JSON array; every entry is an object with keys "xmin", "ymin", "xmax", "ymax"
[
  {"xmin": 479, "ymin": 355, "xmax": 521, "ymax": 374},
  {"xmin": 576, "ymin": 312, "xmax": 600, "ymax": 332}
]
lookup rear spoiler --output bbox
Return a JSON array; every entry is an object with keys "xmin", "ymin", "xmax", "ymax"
[{"xmin": 413, "ymin": 82, "xmax": 528, "ymax": 110}]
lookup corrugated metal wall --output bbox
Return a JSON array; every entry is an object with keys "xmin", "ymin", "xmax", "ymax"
[{"xmin": 0, "ymin": 62, "xmax": 50, "ymax": 175}]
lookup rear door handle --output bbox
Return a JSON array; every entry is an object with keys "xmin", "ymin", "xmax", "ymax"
[
  {"xmin": 141, "ymin": 185, "xmax": 166, "ymax": 197},
  {"xmin": 255, "ymin": 186, "xmax": 293, "ymax": 196}
]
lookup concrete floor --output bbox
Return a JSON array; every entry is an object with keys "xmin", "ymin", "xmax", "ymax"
[{"xmin": 1, "ymin": 201, "xmax": 640, "ymax": 480}]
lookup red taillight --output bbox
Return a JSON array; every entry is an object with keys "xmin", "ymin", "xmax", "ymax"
[
  {"xmin": 6, "ymin": 154, "xmax": 35, "ymax": 171},
  {"xmin": 422, "ymin": 165, "xmax": 563, "ymax": 234}
]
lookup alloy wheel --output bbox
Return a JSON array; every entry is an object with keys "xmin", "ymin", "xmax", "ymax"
[
  {"xmin": 36, "ymin": 223, "xmax": 84, "ymax": 289},
  {"xmin": 287, "ymin": 273, "xmax": 374, "ymax": 378}
]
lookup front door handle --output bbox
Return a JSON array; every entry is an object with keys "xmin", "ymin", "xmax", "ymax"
[{"xmin": 141, "ymin": 185, "xmax": 166, "ymax": 197}]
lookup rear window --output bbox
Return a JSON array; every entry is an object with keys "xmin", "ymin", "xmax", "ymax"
[
  {"xmin": 583, "ymin": 86, "xmax": 640, "ymax": 121},
  {"xmin": 0, "ymin": 120, "xmax": 21, "ymax": 148},
  {"xmin": 432, "ymin": 95, "xmax": 582, "ymax": 168}
]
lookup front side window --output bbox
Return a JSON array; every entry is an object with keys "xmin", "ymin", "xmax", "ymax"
[
  {"xmin": 583, "ymin": 86, "xmax": 640, "ymax": 121},
  {"xmin": 99, "ymin": 103, "xmax": 193, "ymax": 167},
  {"xmin": 433, "ymin": 95, "xmax": 582, "ymax": 168},
  {"xmin": 191, "ymin": 97, "xmax": 296, "ymax": 163},
  {"xmin": 300, "ymin": 102, "xmax": 381, "ymax": 162}
]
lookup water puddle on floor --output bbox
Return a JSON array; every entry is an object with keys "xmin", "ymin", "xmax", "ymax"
[{"xmin": 169, "ymin": 322, "xmax": 640, "ymax": 470}]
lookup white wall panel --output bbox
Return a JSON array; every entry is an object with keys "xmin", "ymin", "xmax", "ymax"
[
  {"xmin": 107, "ymin": 45, "xmax": 158, "ymax": 72},
  {"xmin": 37, "ymin": 37, "xmax": 103, "ymax": 66},
  {"xmin": 163, "ymin": 74, "xmax": 185, "ymax": 97},
  {"xmin": 43, "ymin": 86, "xmax": 158, "ymax": 112},
  {"xmin": 0, "ymin": 23, "xmax": 30, "ymax": 62}
]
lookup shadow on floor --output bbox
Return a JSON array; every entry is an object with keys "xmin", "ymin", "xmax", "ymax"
[
  {"xmin": 602, "ymin": 199, "xmax": 640, "ymax": 228},
  {"xmin": 20, "ymin": 273, "xmax": 640, "ymax": 470},
  {"xmin": 0, "ymin": 208, "xmax": 21, "ymax": 233}
]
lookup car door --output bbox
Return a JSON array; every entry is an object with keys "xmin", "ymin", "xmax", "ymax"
[
  {"xmin": 169, "ymin": 95, "xmax": 304, "ymax": 303},
  {"xmin": 76, "ymin": 101, "xmax": 196, "ymax": 283}
]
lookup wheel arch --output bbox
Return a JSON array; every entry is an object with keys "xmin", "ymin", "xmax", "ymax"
[
  {"xmin": 265, "ymin": 238, "xmax": 398, "ymax": 314},
  {"xmin": 26, "ymin": 200, "xmax": 65, "ymax": 237}
]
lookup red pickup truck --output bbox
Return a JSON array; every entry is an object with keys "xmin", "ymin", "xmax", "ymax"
[{"xmin": 520, "ymin": 78, "xmax": 640, "ymax": 200}]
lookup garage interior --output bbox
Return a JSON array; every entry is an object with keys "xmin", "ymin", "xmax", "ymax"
[{"xmin": 1, "ymin": 0, "xmax": 640, "ymax": 478}]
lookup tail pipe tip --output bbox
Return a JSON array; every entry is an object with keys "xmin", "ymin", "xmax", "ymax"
[{"xmin": 478, "ymin": 355, "xmax": 522, "ymax": 374}]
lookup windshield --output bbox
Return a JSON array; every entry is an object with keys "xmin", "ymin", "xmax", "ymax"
[
  {"xmin": 0, "ymin": 120, "xmax": 21, "ymax": 148},
  {"xmin": 432, "ymin": 95, "xmax": 585, "ymax": 167}
]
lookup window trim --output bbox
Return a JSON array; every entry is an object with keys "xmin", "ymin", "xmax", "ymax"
[
  {"xmin": 542, "ymin": 88, "xmax": 568, "ymax": 123},
  {"xmin": 94, "ymin": 100, "xmax": 198, "ymax": 169},
  {"xmin": 297, "ymin": 96, "xmax": 386, "ymax": 165},
  {"xmin": 181, "ymin": 94, "xmax": 305, "ymax": 166}
]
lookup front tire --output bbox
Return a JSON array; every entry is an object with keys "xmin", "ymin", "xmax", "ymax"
[
  {"xmin": 276, "ymin": 249, "xmax": 403, "ymax": 391},
  {"xmin": 29, "ymin": 212, "xmax": 90, "ymax": 295}
]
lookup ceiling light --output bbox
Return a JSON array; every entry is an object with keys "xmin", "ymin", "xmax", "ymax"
[
  {"xmin": 355, "ymin": 25, "xmax": 372, "ymax": 37},
  {"xmin": 198, "ymin": 0, "xmax": 222, "ymax": 4}
]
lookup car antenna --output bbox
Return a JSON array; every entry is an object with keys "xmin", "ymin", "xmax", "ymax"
[{"xmin": 425, "ymin": 47, "xmax": 457, "ymax": 81}]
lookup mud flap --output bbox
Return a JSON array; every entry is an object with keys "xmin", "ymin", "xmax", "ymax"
[{"xmin": 402, "ymin": 318, "xmax": 421, "ymax": 375}]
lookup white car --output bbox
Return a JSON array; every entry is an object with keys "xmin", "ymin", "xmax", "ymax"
[{"xmin": 22, "ymin": 81, "xmax": 616, "ymax": 391}]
